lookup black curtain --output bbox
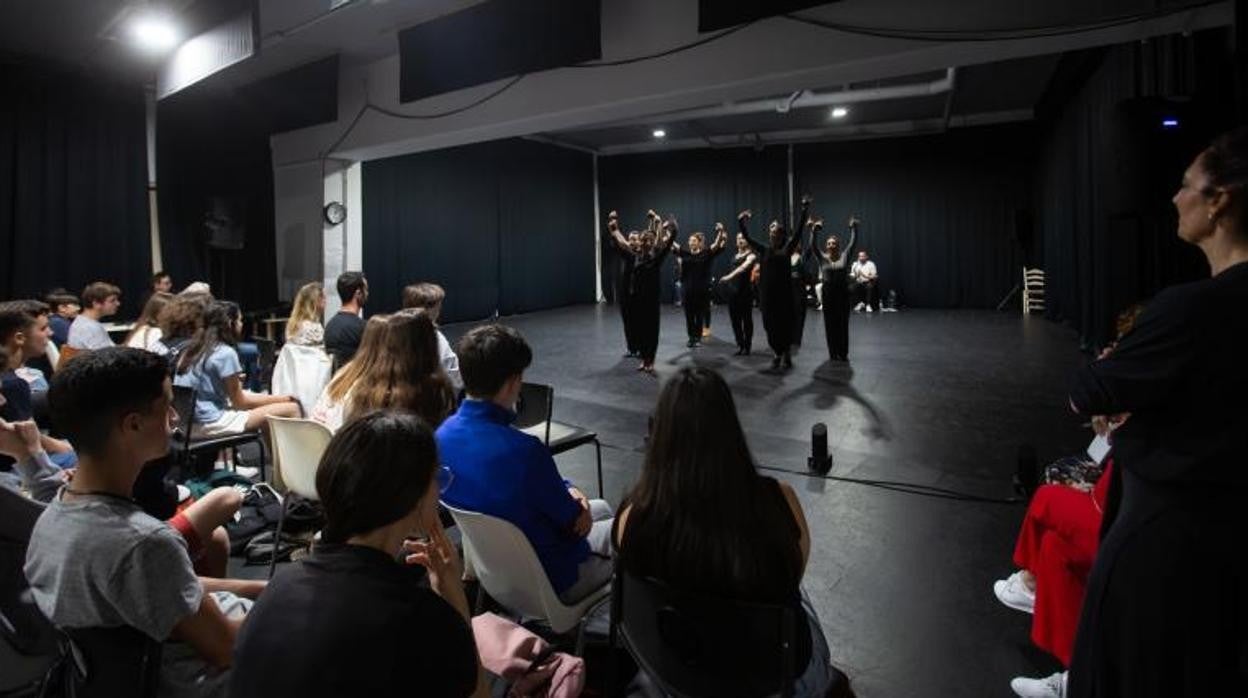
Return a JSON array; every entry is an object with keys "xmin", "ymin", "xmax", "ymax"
[
  {"xmin": 795, "ymin": 126, "xmax": 1033, "ymax": 309},
  {"xmin": 157, "ymin": 86, "xmax": 279, "ymax": 312},
  {"xmin": 597, "ymin": 147, "xmax": 788, "ymax": 303},
  {"xmin": 0, "ymin": 61, "xmax": 150, "ymax": 306},
  {"xmin": 362, "ymin": 138, "xmax": 595, "ymax": 323},
  {"xmin": 1033, "ymin": 31, "xmax": 1235, "ymax": 348}
]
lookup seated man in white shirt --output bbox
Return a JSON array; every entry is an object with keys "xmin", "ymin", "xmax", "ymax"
[
  {"xmin": 850, "ymin": 250, "xmax": 880, "ymax": 313},
  {"xmin": 401, "ymin": 282, "xmax": 461, "ymax": 390},
  {"xmin": 67, "ymin": 281, "xmax": 121, "ymax": 349}
]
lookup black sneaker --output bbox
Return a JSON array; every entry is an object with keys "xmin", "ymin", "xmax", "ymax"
[
  {"xmin": 771, "ymin": 356, "xmax": 781, "ymax": 369},
  {"xmin": 781, "ymin": 354, "xmax": 793, "ymax": 368}
]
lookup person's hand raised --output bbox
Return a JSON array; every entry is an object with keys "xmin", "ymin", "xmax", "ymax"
[{"xmin": 738, "ymin": 209, "xmax": 752, "ymax": 221}]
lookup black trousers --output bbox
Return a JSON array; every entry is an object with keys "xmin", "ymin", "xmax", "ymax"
[
  {"xmin": 853, "ymin": 280, "xmax": 879, "ymax": 310},
  {"xmin": 634, "ymin": 298, "xmax": 660, "ymax": 363},
  {"xmin": 822, "ymin": 282, "xmax": 850, "ymax": 359},
  {"xmin": 728, "ymin": 286, "xmax": 754, "ymax": 349},
  {"xmin": 791, "ymin": 277, "xmax": 808, "ymax": 346},
  {"xmin": 683, "ymin": 287, "xmax": 710, "ymax": 340},
  {"xmin": 617, "ymin": 287, "xmax": 636, "ymax": 352},
  {"xmin": 760, "ymin": 289, "xmax": 793, "ymax": 357}
]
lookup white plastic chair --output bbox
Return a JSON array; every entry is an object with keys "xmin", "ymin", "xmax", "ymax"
[
  {"xmin": 265, "ymin": 417, "xmax": 333, "ymax": 578},
  {"xmin": 271, "ymin": 343, "xmax": 332, "ymax": 419},
  {"xmin": 442, "ymin": 503, "xmax": 610, "ymax": 644}
]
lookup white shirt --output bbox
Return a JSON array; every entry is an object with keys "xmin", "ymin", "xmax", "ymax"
[
  {"xmin": 437, "ymin": 330, "xmax": 461, "ymax": 389},
  {"xmin": 851, "ymin": 260, "xmax": 877, "ymax": 283},
  {"xmin": 126, "ymin": 326, "xmax": 166, "ymax": 354}
]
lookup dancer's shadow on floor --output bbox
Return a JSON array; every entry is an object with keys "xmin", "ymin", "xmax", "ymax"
[{"xmin": 779, "ymin": 359, "xmax": 892, "ymax": 441}]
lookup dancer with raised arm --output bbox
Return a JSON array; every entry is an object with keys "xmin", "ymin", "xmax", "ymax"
[
  {"xmin": 741, "ymin": 196, "xmax": 811, "ymax": 369},
  {"xmin": 720, "ymin": 232, "xmax": 758, "ymax": 355},
  {"xmin": 673, "ymin": 224, "xmax": 728, "ymax": 348},
  {"xmin": 607, "ymin": 210, "xmax": 642, "ymax": 357},
  {"xmin": 630, "ymin": 211, "xmax": 676, "ymax": 374},
  {"xmin": 808, "ymin": 216, "xmax": 859, "ymax": 361}
]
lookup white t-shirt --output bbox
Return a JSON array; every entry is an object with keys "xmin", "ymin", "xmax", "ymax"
[
  {"xmin": 851, "ymin": 260, "xmax": 878, "ymax": 283},
  {"xmin": 126, "ymin": 326, "xmax": 167, "ymax": 354},
  {"xmin": 437, "ymin": 330, "xmax": 461, "ymax": 389}
]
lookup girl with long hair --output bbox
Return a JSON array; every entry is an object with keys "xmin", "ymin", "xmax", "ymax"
[
  {"xmin": 125, "ymin": 291, "xmax": 173, "ymax": 353},
  {"xmin": 285, "ymin": 281, "xmax": 326, "ymax": 346},
  {"xmin": 613, "ymin": 366, "xmax": 841, "ymax": 695},
  {"xmin": 740, "ymin": 196, "xmax": 812, "ymax": 369},
  {"xmin": 172, "ymin": 301, "xmax": 300, "ymax": 437}
]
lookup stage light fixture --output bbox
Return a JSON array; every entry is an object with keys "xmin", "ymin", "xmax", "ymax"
[
  {"xmin": 131, "ymin": 15, "xmax": 180, "ymax": 52},
  {"xmin": 652, "ymin": 128, "xmax": 666, "ymax": 138},
  {"xmin": 1161, "ymin": 118, "xmax": 1179, "ymax": 129},
  {"xmin": 830, "ymin": 107, "xmax": 849, "ymax": 119}
]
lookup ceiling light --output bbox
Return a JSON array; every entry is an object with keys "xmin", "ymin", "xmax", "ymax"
[
  {"xmin": 652, "ymin": 129, "xmax": 666, "ymax": 139},
  {"xmin": 130, "ymin": 15, "xmax": 180, "ymax": 52},
  {"xmin": 830, "ymin": 107, "xmax": 849, "ymax": 119}
]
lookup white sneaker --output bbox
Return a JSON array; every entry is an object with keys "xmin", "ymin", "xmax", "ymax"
[
  {"xmin": 993, "ymin": 571, "xmax": 1035, "ymax": 614},
  {"xmin": 865, "ymin": 305, "xmax": 874, "ymax": 313},
  {"xmin": 854, "ymin": 302, "xmax": 865, "ymax": 312},
  {"xmin": 233, "ymin": 465, "xmax": 260, "ymax": 480},
  {"xmin": 1011, "ymin": 671, "xmax": 1066, "ymax": 698}
]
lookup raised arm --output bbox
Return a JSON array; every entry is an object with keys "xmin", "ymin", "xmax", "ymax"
[
  {"xmin": 836, "ymin": 216, "xmax": 859, "ymax": 266},
  {"xmin": 738, "ymin": 210, "xmax": 765, "ymax": 254},
  {"xmin": 785, "ymin": 196, "xmax": 812, "ymax": 256},
  {"xmin": 709, "ymin": 224, "xmax": 729, "ymax": 256},
  {"xmin": 645, "ymin": 209, "xmax": 660, "ymax": 236},
  {"xmin": 606, "ymin": 211, "xmax": 631, "ymax": 253},
  {"xmin": 653, "ymin": 216, "xmax": 677, "ymax": 264},
  {"xmin": 807, "ymin": 219, "xmax": 830, "ymax": 265},
  {"xmin": 721, "ymin": 252, "xmax": 757, "ymax": 281}
]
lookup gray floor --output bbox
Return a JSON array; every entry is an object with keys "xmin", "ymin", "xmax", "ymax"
[{"xmin": 439, "ymin": 303, "xmax": 1088, "ymax": 698}]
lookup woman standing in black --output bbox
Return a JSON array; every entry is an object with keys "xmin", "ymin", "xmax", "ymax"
[
  {"xmin": 740, "ymin": 196, "xmax": 811, "ymax": 369},
  {"xmin": 673, "ymin": 224, "xmax": 728, "ymax": 349},
  {"xmin": 607, "ymin": 210, "xmax": 641, "ymax": 357},
  {"xmin": 1066, "ymin": 128, "xmax": 1248, "ymax": 698},
  {"xmin": 613, "ymin": 211, "xmax": 675, "ymax": 374},
  {"xmin": 720, "ymin": 232, "xmax": 758, "ymax": 355},
  {"xmin": 808, "ymin": 216, "xmax": 858, "ymax": 361}
]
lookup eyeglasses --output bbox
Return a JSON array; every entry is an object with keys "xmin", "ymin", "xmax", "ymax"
[{"xmin": 436, "ymin": 465, "xmax": 454, "ymax": 494}]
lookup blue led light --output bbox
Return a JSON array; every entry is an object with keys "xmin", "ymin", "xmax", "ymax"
[{"xmin": 1162, "ymin": 118, "xmax": 1179, "ymax": 128}]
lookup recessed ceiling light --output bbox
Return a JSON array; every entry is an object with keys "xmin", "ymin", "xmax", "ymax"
[
  {"xmin": 130, "ymin": 15, "xmax": 180, "ymax": 52},
  {"xmin": 652, "ymin": 129, "xmax": 666, "ymax": 138},
  {"xmin": 830, "ymin": 107, "xmax": 849, "ymax": 119}
]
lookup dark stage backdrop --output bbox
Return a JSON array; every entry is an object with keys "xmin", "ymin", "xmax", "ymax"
[
  {"xmin": 597, "ymin": 147, "xmax": 788, "ymax": 304},
  {"xmin": 1033, "ymin": 32, "xmax": 1235, "ymax": 349},
  {"xmin": 362, "ymin": 138, "xmax": 596, "ymax": 323},
  {"xmin": 795, "ymin": 126, "xmax": 1032, "ymax": 309},
  {"xmin": 0, "ymin": 62, "xmax": 150, "ymax": 306}
]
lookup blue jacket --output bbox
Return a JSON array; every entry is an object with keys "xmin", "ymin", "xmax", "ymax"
[{"xmin": 435, "ymin": 399, "xmax": 586, "ymax": 594}]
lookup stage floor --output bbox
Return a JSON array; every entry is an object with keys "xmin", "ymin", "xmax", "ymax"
[{"xmin": 443, "ymin": 302, "xmax": 1089, "ymax": 697}]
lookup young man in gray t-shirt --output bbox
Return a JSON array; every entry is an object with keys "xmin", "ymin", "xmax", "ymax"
[
  {"xmin": 66, "ymin": 281, "xmax": 120, "ymax": 350},
  {"xmin": 23, "ymin": 348, "xmax": 263, "ymax": 697}
]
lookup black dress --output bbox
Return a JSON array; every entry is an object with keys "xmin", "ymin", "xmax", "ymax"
[
  {"xmin": 631, "ymin": 238, "xmax": 674, "ymax": 364},
  {"xmin": 809, "ymin": 224, "xmax": 857, "ymax": 360},
  {"xmin": 741, "ymin": 202, "xmax": 808, "ymax": 359},
  {"xmin": 613, "ymin": 237, "xmax": 639, "ymax": 354},
  {"xmin": 1067, "ymin": 261, "xmax": 1248, "ymax": 697}
]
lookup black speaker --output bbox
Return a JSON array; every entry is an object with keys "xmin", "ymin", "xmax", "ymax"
[{"xmin": 204, "ymin": 197, "xmax": 245, "ymax": 250}]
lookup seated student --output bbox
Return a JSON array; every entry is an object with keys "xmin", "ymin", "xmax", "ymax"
[
  {"xmin": 614, "ymin": 366, "xmax": 841, "ymax": 697},
  {"xmin": 850, "ymin": 250, "xmax": 879, "ymax": 313},
  {"xmin": 402, "ymin": 282, "xmax": 462, "ymax": 388},
  {"xmin": 157, "ymin": 293, "xmax": 210, "ymax": 356},
  {"xmin": 312, "ymin": 311, "xmax": 454, "ymax": 432},
  {"xmin": 23, "ymin": 348, "xmax": 263, "ymax": 697},
  {"xmin": 126, "ymin": 292, "xmax": 173, "ymax": 354},
  {"xmin": 324, "ymin": 271, "xmax": 368, "ymax": 367},
  {"xmin": 171, "ymin": 301, "xmax": 300, "ymax": 438},
  {"xmin": 0, "ymin": 302, "xmax": 75, "ymax": 471},
  {"xmin": 437, "ymin": 324, "xmax": 614, "ymax": 603},
  {"xmin": 284, "ymin": 281, "xmax": 326, "ymax": 347},
  {"xmin": 229, "ymin": 411, "xmax": 484, "ymax": 698},
  {"xmin": 67, "ymin": 281, "xmax": 121, "ymax": 349},
  {"xmin": 0, "ymin": 347, "xmax": 63, "ymax": 502},
  {"xmin": 44, "ymin": 289, "xmax": 80, "ymax": 347}
]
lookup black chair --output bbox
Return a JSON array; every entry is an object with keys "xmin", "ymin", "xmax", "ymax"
[
  {"xmin": 0, "ymin": 487, "xmax": 59, "ymax": 696},
  {"xmin": 60, "ymin": 625, "xmax": 161, "ymax": 698},
  {"xmin": 171, "ymin": 385, "xmax": 266, "ymax": 481},
  {"xmin": 251, "ymin": 337, "xmax": 277, "ymax": 392},
  {"xmin": 514, "ymin": 382, "xmax": 603, "ymax": 498},
  {"xmin": 609, "ymin": 569, "xmax": 799, "ymax": 698}
]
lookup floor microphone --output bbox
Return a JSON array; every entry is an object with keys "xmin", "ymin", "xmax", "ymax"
[{"xmin": 809, "ymin": 422, "xmax": 832, "ymax": 475}]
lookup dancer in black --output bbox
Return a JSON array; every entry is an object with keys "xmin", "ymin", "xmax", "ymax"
[
  {"xmin": 612, "ymin": 211, "xmax": 674, "ymax": 374},
  {"xmin": 719, "ymin": 232, "xmax": 758, "ymax": 355},
  {"xmin": 740, "ymin": 196, "xmax": 811, "ymax": 369},
  {"xmin": 790, "ymin": 237, "xmax": 812, "ymax": 347},
  {"xmin": 673, "ymin": 224, "xmax": 728, "ymax": 348},
  {"xmin": 808, "ymin": 216, "xmax": 859, "ymax": 361},
  {"xmin": 607, "ymin": 210, "xmax": 642, "ymax": 357}
]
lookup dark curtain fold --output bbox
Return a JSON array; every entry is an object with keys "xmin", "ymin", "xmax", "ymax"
[
  {"xmin": 597, "ymin": 147, "xmax": 789, "ymax": 304},
  {"xmin": 1034, "ymin": 31, "xmax": 1235, "ymax": 348},
  {"xmin": 795, "ymin": 126, "xmax": 1032, "ymax": 309},
  {"xmin": 362, "ymin": 138, "xmax": 595, "ymax": 323},
  {"xmin": 156, "ymin": 85, "xmax": 279, "ymax": 312},
  {"xmin": 0, "ymin": 62, "xmax": 150, "ymax": 306}
]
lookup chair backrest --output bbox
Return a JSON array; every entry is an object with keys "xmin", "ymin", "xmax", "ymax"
[
  {"xmin": 56, "ymin": 344, "xmax": 83, "ymax": 372},
  {"xmin": 613, "ymin": 569, "xmax": 797, "ymax": 698},
  {"xmin": 61, "ymin": 625, "xmax": 161, "ymax": 698},
  {"xmin": 0, "ymin": 487, "xmax": 60, "ymax": 693},
  {"xmin": 266, "ymin": 417, "xmax": 332, "ymax": 499},
  {"xmin": 514, "ymin": 382, "xmax": 553, "ymax": 443},
  {"xmin": 170, "ymin": 385, "xmax": 197, "ymax": 440},
  {"xmin": 442, "ymin": 503, "xmax": 580, "ymax": 632},
  {"xmin": 251, "ymin": 337, "xmax": 277, "ymax": 391}
]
